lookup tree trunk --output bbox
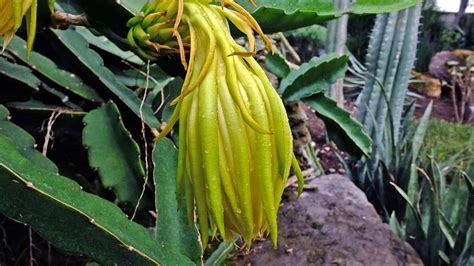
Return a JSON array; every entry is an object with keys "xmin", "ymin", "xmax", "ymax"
[{"xmin": 455, "ymin": 0, "xmax": 469, "ymax": 26}]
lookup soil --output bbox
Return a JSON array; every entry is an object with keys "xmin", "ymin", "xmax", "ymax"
[
  {"xmin": 415, "ymin": 95, "xmax": 474, "ymax": 125},
  {"xmin": 301, "ymin": 102, "xmax": 355, "ymax": 176}
]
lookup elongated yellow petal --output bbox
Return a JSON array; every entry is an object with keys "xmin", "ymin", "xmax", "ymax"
[
  {"xmin": 198, "ymin": 53, "xmax": 225, "ymax": 239},
  {"xmin": 187, "ymin": 89, "xmax": 209, "ymax": 249}
]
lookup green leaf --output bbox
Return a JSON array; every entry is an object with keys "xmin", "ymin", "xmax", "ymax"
[
  {"xmin": 116, "ymin": 65, "xmax": 173, "ymax": 92},
  {"xmin": 48, "ymin": 0, "xmax": 55, "ymax": 13},
  {"xmin": 439, "ymin": 250, "xmax": 450, "ymax": 264},
  {"xmin": 279, "ymin": 54, "xmax": 348, "ymax": 101},
  {"xmin": 117, "ymin": 0, "xmax": 147, "ymax": 14},
  {"xmin": 285, "ymin": 24, "xmax": 327, "ymax": 46},
  {"xmin": 390, "ymin": 181, "xmax": 418, "ymax": 219},
  {"xmin": 83, "ymin": 102, "xmax": 144, "ymax": 204},
  {"xmin": 51, "ymin": 28, "xmax": 160, "ymax": 128},
  {"xmin": 0, "ymin": 105, "xmax": 57, "ymax": 173},
  {"xmin": 439, "ymin": 212, "xmax": 456, "ymax": 248},
  {"xmin": 75, "ymin": 26, "xmax": 144, "ymax": 65},
  {"xmin": 389, "ymin": 212, "xmax": 405, "ymax": 240},
  {"xmin": 411, "ymin": 102, "xmax": 432, "ymax": 162},
  {"xmin": 5, "ymin": 100, "xmax": 86, "ymax": 116},
  {"xmin": 0, "ymin": 57, "xmax": 40, "ymax": 91},
  {"xmin": 67, "ymin": 0, "xmax": 420, "ymax": 42},
  {"xmin": 446, "ymin": 175, "xmax": 469, "ymax": 230},
  {"xmin": 239, "ymin": 0, "xmax": 419, "ymax": 34},
  {"xmin": 265, "ymin": 53, "xmax": 290, "ymax": 79},
  {"xmin": 426, "ymin": 173, "xmax": 442, "ymax": 266},
  {"xmin": 0, "ymin": 132, "xmax": 193, "ymax": 265},
  {"xmin": 450, "ymin": 177, "xmax": 474, "ymax": 264},
  {"xmin": 455, "ymin": 224, "xmax": 474, "ymax": 265},
  {"xmin": 303, "ymin": 93, "xmax": 371, "ymax": 157},
  {"xmin": 239, "ymin": 0, "xmax": 339, "ymax": 33},
  {"xmin": 405, "ymin": 164, "xmax": 423, "ymax": 242},
  {"xmin": 5, "ymin": 36, "xmax": 102, "ymax": 102},
  {"xmin": 153, "ymin": 139, "xmax": 202, "ymax": 264},
  {"xmin": 349, "ymin": 0, "xmax": 422, "ymax": 14},
  {"xmin": 204, "ymin": 241, "xmax": 235, "ymax": 266},
  {"xmin": 72, "ymin": 0, "xmax": 140, "ymax": 39}
]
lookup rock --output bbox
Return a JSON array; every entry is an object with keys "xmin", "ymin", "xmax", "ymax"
[
  {"xmin": 429, "ymin": 51, "xmax": 460, "ymax": 81},
  {"xmin": 452, "ymin": 49, "xmax": 474, "ymax": 60},
  {"xmin": 409, "ymin": 71, "xmax": 442, "ymax": 98},
  {"xmin": 236, "ymin": 175, "xmax": 423, "ymax": 266}
]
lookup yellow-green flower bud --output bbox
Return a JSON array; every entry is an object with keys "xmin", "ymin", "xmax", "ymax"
[
  {"xmin": 128, "ymin": 0, "xmax": 303, "ymax": 249},
  {"xmin": 0, "ymin": 0, "xmax": 38, "ymax": 57}
]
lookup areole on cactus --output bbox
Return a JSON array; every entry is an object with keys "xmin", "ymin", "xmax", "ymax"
[{"xmin": 127, "ymin": 0, "xmax": 303, "ymax": 249}]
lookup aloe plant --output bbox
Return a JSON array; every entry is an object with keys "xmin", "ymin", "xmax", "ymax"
[
  {"xmin": 391, "ymin": 155, "xmax": 473, "ymax": 265},
  {"xmin": 0, "ymin": 0, "xmax": 421, "ymax": 264}
]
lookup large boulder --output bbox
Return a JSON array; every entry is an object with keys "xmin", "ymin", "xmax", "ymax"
[{"xmin": 237, "ymin": 175, "xmax": 423, "ymax": 266}]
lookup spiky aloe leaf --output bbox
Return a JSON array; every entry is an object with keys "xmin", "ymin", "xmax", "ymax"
[
  {"xmin": 411, "ymin": 102, "xmax": 432, "ymax": 162},
  {"xmin": 404, "ymin": 103, "xmax": 432, "ymax": 244},
  {"xmin": 279, "ymin": 53, "xmax": 348, "ymax": 101},
  {"xmin": 450, "ymin": 176, "xmax": 474, "ymax": 265},
  {"xmin": 5, "ymin": 35, "xmax": 102, "ymax": 102},
  {"xmin": 0, "ymin": 105, "xmax": 192, "ymax": 265},
  {"xmin": 389, "ymin": 212, "xmax": 405, "ymax": 239},
  {"xmin": 425, "ymin": 166, "xmax": 442, "ymax": 266},
  {"xmin": 153, "ymin": 139, "xmax": 202, "ymax": 264},
  {"xmin": 0, "ymin": 57, "xmax": 40, "ymax": 91},
  {"xmin": 444, "ymin": 170, "xmax": 469, "ymax": 230},
  {"xmin": 83, "ymin": 102, "xmax": 143, "ymax": 204},
  {"xmin": 51, "ymin": 28, "xmax": 160, "ymax": 128},
  {"xmin": 304, "ymin": 93, "xmax": 371, "ymax": 158}
]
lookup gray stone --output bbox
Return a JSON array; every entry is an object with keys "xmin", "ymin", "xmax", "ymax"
[{"xmin": 236, "ymin": 175, "xmax": 423, "ymax": 266}]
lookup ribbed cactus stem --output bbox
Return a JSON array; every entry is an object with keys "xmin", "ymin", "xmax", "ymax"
[
  {"xmin": 326, "ymin": 0, "xmax": 349, "ymax": 106},
  {"xmin": 390, "ymin": 5, "xmax": 422, "ymax": 139},
  {"xmin": 356, "ymin": 4, "xmax": 422, "ymax": 145}
]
